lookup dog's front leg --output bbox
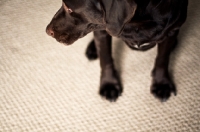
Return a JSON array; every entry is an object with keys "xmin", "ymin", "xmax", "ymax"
[
  {"xmin": 151, "ymin": 34, "xmax": 178, "ymax": 101},
  {"xmin": 94, "ymin": 31, "xmax": 122, "ymax": 101}
]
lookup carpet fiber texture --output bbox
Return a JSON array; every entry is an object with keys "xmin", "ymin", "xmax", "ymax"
[{"xmin": 0, "ymin": 0, "xmax": 200, "ymax": 132}]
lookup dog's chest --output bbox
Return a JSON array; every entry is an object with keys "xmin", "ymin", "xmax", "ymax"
[
  {"xmin": 125, "ymin": 41, "xmax": 157, "ymax": 51},
  {"xmin": 120, "ymin": 25, "xmax": 161, "ymax": 51}
]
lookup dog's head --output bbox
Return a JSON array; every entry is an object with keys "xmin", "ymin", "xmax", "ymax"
[{"xmin": 46, "ymin": 0, "xmax": 137, "ymax": 45}]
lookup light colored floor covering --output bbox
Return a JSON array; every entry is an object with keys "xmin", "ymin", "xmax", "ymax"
[{"xmin": 0, "ymin": 0, "xmax": 200, "ymax": 132}]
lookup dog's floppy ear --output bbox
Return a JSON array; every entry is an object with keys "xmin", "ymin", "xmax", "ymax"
[{"xmin": 100, "ymin": 0, "xmax": 137, "ymax": 36}]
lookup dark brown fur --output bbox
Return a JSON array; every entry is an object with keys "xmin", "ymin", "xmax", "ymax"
[{"xmin": 46, "ymin": 0, "xmax": 188, "ymax": 101}]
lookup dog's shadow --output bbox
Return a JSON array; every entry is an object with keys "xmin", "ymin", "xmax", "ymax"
[
  {"xmin": 112, "ymin": 38, "xmax": 126, "ymax": 75},
  {"xmin": 178, "ymin": 0, "xmax": 200, "ymax": 43},
  {"xmin": 170, "ymin": 0, "xmax": 200, "ymax": 72}
]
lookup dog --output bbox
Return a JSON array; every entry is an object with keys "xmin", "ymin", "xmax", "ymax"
[{"xmin": 46, "ymin": 0, "xmax": 188, "ymax": 102}]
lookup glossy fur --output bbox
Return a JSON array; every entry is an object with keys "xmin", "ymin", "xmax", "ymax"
[{"xmin": 46, "ymin": 0, "xmax": 188, "ymax": 102}]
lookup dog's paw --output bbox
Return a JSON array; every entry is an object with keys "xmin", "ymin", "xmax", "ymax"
[
  {"xmin": 85, "ymin": 40, "xmax": 98, "ymax": 60},
  {"xmin": 99, "ymin": 83, "xmax": 122, "ymax": 102},
  {"xmin": 151, "ymin": 81, "xmax": 176, "ymax": 102}
]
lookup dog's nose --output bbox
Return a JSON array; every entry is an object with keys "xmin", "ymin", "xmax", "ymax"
[{"xmin": 46, "ymin": 26, "xmax": 54, "ymax": 37}]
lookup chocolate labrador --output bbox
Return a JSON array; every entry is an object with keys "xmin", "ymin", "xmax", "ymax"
[{"xmin": 46, "ymin": 0, "xmax": 188, "ymax": 102}]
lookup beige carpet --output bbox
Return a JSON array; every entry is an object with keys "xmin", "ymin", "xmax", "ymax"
[{"xmin": 0, "ymin": 0, "xmax": 200, "ymax": 132}]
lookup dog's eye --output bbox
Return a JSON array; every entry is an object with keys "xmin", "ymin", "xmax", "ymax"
[
  {"xmin": 67, "ymin": 8, "xmax": 73, "ymax": 13},
  {"xmin": 63, "ymin": 2, "xmax": 73, "ymax": 14}
]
